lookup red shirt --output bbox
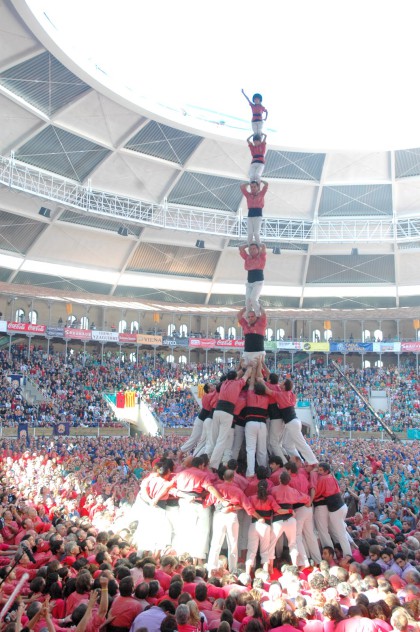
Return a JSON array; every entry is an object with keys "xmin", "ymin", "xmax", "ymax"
[
  {"xmin": 249, "ymin": 103, "xmax": 267, "ymax": 121},
  {"xmin": 239, "ymin": 314, "xmax": 267, "ymax": 337},
  {"xmin": 240, "ymin": 250, "xmax": 266, "ymax": 272},
  {"xmin": 248, "ymin": 141, "xmax": 266, "ymax": 163},
  {"xmin": 109, "ymin": 595, "xmax": 143, "ymax": 628},
  {"xmin": 241, "ymin": 183, "xmax": 268, "ymax": 209},
  {"xmin": 218, "ymin": 377, "xmax": 247, "ymax": 406}
]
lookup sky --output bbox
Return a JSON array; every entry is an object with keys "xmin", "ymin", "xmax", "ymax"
[{"xmin": 27, "ymin": 0, "xmax": 420, "ymax": 150}]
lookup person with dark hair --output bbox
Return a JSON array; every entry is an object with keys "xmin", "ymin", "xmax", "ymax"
[
  {"xmin": 160, "ymin": 614, "xmax": 178, "ymax": 632},
  {"xmin": 269, "ymin": 470, "xmax": 310, "ymax": 568},
  {"xmin": 108, "ymin": 576, "xmax": 142, "ymax": 632},
  {"xmin": 241, "ymin": 90, "xmax": 268, "ymax": 136},
  {"xmin": 315, "ymin": 463, "xmax": 351, "ymax": 557},
  {"xmin": 238, "ymin": 243, "xmax": 267, "ymax": 313},
  {"xmin": 181, "ymin": 383, "xmax": 216, "ymax": 455},
  {"xmin": 273, "ymin": 378, "xmax": 318, "ymax": 465},
  {"xmin": 246, "ymin": 479, "xmax": 281, "ymax": 576},
  {"xmin": 209, "ymin": 364, "xmax": 252, "ymax": 471},
  {"xmin": 266, "ymin": 372, "xmax": 287, "ymax": 463},
  {"xmin": 240, "ymin": 600, "xmax": 266, "ymax": 632},
  {"xmin": 246, "ymin": 134, "xmax": 267, "ymax": 185},
  {"xmin": 237, "ymin": 307, "xmax": 267, "ymax": 367},
  {"xmin": 207, "ymin": 469, "xmax": 260, "ymax": 575},
  {"xmin": 244, "ymin": 359, "xmax": 270, "ymax": 477},
  {"xmin": 130, "ymin": 600, "xmax": 176, "ymax": 632}
]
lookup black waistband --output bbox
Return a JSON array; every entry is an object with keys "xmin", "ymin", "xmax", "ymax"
[
  {"xmin": 272, "ymin": 513, "xmax": 293, "ymax": 522},
  {"xmin": 293, "ymin": 503, "xmax": 305, "ymax": 509},
  {"xmin": 268, "ymin": 403, "xmax": 281, "ymax": 419},
  {"xmin": 216, "ymin": 400, "xmax": 235, "ymax": 415},
  {"xmin": 281, "ymin": 406, "xmax": 297, "ymax": 423},
  {"xmin": 326, "ymin": 493, "xmax": 344, "ymax": 512},
  {"xmin": 248, "ymin": 207, "xmax": 263, "ymax": 218},
  {"xmin": 252, "ymin": 516, "xmax": 271, "ymax": 524},
  {"xmin": 244, "ymin": 333, "xmax": 265, "ymax": 352},
  {"xmin": 245, "ymin": 406, "xmax": 267, "ymax": 422},
  {"xmin": 198, "ymin": 407, "xmax": 211, "ymax": 421},
  {"xmin": 313, "ymin": 499, "xmax": 327, "ymax": 507},
  {"xmin": 248, "ymin": 269, "xmax": 264, "ymax": 283}
]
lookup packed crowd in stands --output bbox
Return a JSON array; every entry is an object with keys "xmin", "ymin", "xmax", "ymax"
[
  {"xmin": 0, "ymin": 433, "xmax": 419, "ymax": 630},
  {"xmin": 1, "ymin": 345, "xmax": 420, "ymax": 432}
]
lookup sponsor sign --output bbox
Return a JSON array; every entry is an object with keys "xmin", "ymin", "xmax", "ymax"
[
  {"xmin": 162, "ymin": 337, "xmax": 189, "ymax": 347},
  {"xmin": 0, "ymin": 320, "xmax": 7, "ymax": 333},
  {"xmin": 372, "ymin": 342, "xmax": 401, "ymax": 353},
  {"xmin": 136, "ymin": 334, "xmax": 162, "ymax": 345},
  {"xmin": 300, "ymin": 342, "xmax": 330, "ymax": 352},
  {"xmin": 215, "ymin": 339, "xmax": 244, "ymax": 348},
  {"xmin": 118, "ymin": 333, "xmax": 137, "ymax": 344},
  {"xmin": 92, "ymin": 330, "xmax": 119, "ymax": 343},
  {"xmin": 401, "ymin": 341, "xmax": 420, "ymax": 352},
  {"xmin": 264, "ymin": 341, "xmax": 277, "ymax": 351},
  {"xmin": 7, "ymin": 321, "xmax": 47, "ymax": 335},
  {"xmin": 330, "ymin": 342, "xmax": 373, "ymax": 353},
  {"xmin": 189, "ymin": 338, "xmax": 216, "ymax": 348},
  {"xmin": 46, "ymin": 326, "xmax": 65, "ymax": 338},
  {"xmin": 277, "ymin": 341, "xmax": 301, "ymax": 350},
  {"xmin": 64, "ymin": 328, "xmax": 92, "ymax": 340}
]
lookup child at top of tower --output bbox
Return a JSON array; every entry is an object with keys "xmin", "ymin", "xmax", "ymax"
[{"xmin": 241, "ymin": 89, "xmax": 268, "ymax": 135}]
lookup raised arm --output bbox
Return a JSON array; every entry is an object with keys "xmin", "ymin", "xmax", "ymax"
[
  {"xmin": 246, "ymin": 134, "xmax": 253, "ymax": 143},
  {"xmin": 240, "ymin": 183, "xmax": 249, "ymax": 195},
  {"xmin": 241, "ymin": 88, "xmax": 252, "ymax": 105},
  {"xmin": 237, "ymin": 307, "xmax": 246, "ymax": 322},
  {"xmin": 249, "ymin": 362, "xmax": 257, "ymax": 391},
  {"xmin": 261, "ymin": 133, "xmax": 267, "ymax": 142}
]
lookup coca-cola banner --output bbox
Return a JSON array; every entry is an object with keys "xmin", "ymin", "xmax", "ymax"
[
  {"xmin": 64, "ymin": 328, "xmax": 92, "ymax": 340},
  {"xmin": 7, "ymin": 321, "xmax": 46, "ymax": 335},
  {"xmin": 92, "ymin": 330, "xmax": 119, "ymax": 343},
  {"xmin": 118, "ymin": 333, "xmax": 137, "ymax": 344},
  {"xmin": 401, "ymin": 341, "xmax": 420, "ymax": 352},
  {"xmin": 214, "ymin": 339, "xmax": 244, "ymax": 349}
]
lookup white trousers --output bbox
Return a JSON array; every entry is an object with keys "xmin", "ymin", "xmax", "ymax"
[
  {"xmin": 247, "ymin": 217, "xmax": 263, "ymax": 246},
  {"xmin": 209, "ymin": 410, "xmax": 234, "ymax": 469},
  {"xmin": 328, "ymin": 504, "xmax": 351, "ymax": 556},
  {"xmin": 245, "ymin": 421, "xmax": 268, "ymax": 476},
  {"xmin": 177, "ymin": 499, "xmax": 211, "ymax": 559},
  {"xmin": 231, "ymin": 425, "xmax": 245, "ymax": 460},
  {"xmin": 181, "ymin": 416, "xmax": 204, "ymax": 453},
  {"xmin": 252, "ymin": 121, "xmax": 264, "ymax": 136},
  {"xmin": 295, "ymin": 505, "xmax": 321, "ymax": 566},
  {"xmin": 282, "ymin": 418, "xmax": 318, "ymax": 464},
  {"xmin": 242, "ymin": 350, "xmax": 266, "ymax": 365},
  {"xmin": 269, "ymin": 516, "xmax": 298, "ymax": 564},
  {"xmin": 248, "ymin": 162, "xmax": 265, "ymax": 183},
  {"xmin": 247, "ymin": 520, "xmax": 272, "ymax": 566},
  {"xmin": 194, "ymin": 416, "xmax": 213, "ymax": 457},
  {"xmin": 245, "ymin": 280, "xmax": 264, "ymax": 316},
  {"xmin": 207, "ymin": 510, "xmax": 239, "ymax": 573},
  {"xmin": 313, "ymin": 504, "xmax": 334, "ymax": 548},
  {"xmin": 268, "ymin": 417, "xmax": 287, "ymax": 461}
]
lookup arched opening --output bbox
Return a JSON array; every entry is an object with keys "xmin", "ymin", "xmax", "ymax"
[
  {"xmin": 28, "ymin": 310, "xmax": 38, "ymax": 325},
  {"xmin": 118, "ymin": 320, "xmax": 127, "ymax": 333},
  {"xmin": 323, "ymin": 329, "xmax": 332, "ymax": 341},
  {"xmin": 166, "ymin": 354, "xmax": 175, "ymax": 363},
  {"xmin": 168, "ymin": 323, "xmax": 176, "ymax": 336},
  {"xmin": 313, "ymin": 329, "xmax": 321, "ymax": 342},
  {"xmin": 129, "ymin": 352, "xmax": 136, "ymax": 362},
  {"xmin": 179, "ymin": 323, "xmax": 188, "ymax": 337},
  {"xmin": 276, "ymin": 328, "xmax": 285, "ymax": 340},
  {"xmin": 363, "ymin": 359, "xmax": 371, "ymax": 368},
  {"xmin": 215, "ymin": 326, "xmax": 224, "ymax": 339},
  {"xmin": 179, "ymin": 355, "xmax": 187, "ymax": 364},
  {"xmin": 374, "ymin": 359, "xmax": 383, "ymax": 368},
  {"xmin": 131, "ymin": 321, "xmax": 139, "ymax": 333},
  {"xmin": 265, "ymin": 327, "xmax": 274, "ymax": 341},
  {"xmin": 16, "ymin": 308, "xmax": 25, "ymax": 323},
  {"xmin": 227, "ymin": 326, "xmax": 236, "ymax": 339},
  {"xmin": 80, "ymin": 316, "xmax": 89, "ymax": 330},
  {"xmin": 215, "ymin": 356, "xmax": 223, "ymax": 364},
  {"xmin": 374, "ymin": 329, "xmax": 383, "ymax": 342},
  {"xmin": 363, "ymin": 329, "xmax": 371, "ymax": 342}
]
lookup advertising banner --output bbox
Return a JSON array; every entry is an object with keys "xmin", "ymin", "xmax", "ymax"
[
  {"xmin": 64, "ymin": 328, "xmax": 92, "ymax": 341},
  {"xmin": 372, "ymin": 342, "xmax": 401, "ymax": 353},
  {"xmin": 162, "ymin": 337, "xmax": 189, "ymax": 347},
  {"xmin": 264, "ymin": 341, "xmax": 277, "ymax": 351},
  {"xmin": 189, "ymin": 338, "xmax": 216, "ymax": 348},
  {"xmin": 0, "ymin": 320, "xmax": 7, "ymax": 333},
  {"xmin": 300, "ymin": 342, "xmax": 330, "ymax": 352},
  {"xmin": 46, "ymin": 326, "xmax": 65, "ymax": 338},
  {"xmin": 92, "ymin": 330, "xmax": 119, "ymax": 343},
  {"xmin": 215, "ymin": 339, "xmax": 245, "ymax": 349},
  {"xmin": 401, "ymin": 341, "xmax": 420, "ymax": 352},
  {"xmin": 7, "ymin": 322, "xmax": 47, "ymax": 335},
  {"xmin": 118, "ymin": 333, "xmax": 137, "ymax": 344},
  {"xmin": 53, "ymin": 422, "xmax": 70, "ymax": 436},
  {"xmin": 277, "ymin": 341, "xmax": 301, "ymax": 350},
  {"xmin": 329, "ymin": 341, "xmax": 373, "ymax": 353},
  {"xmin": 136, "ymin": 334, "xmax": 162, "ymax": 345}
]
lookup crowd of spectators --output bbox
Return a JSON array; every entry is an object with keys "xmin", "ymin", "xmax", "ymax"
[
  {"xmin": 0, "ymin": 434, "xmax": 419, "ymax": 630},
  {"xmin": 2, "ymin": 343, "xmax": 420, "ymax": 432}
]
